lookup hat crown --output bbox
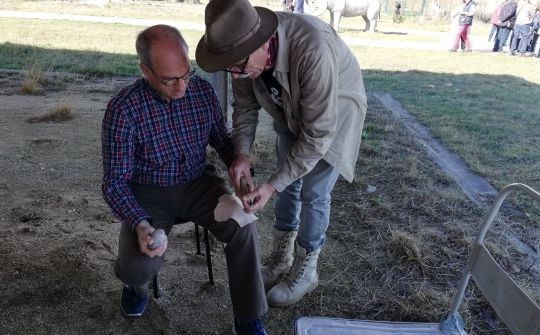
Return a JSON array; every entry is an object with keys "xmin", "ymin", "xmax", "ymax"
[
  {"xmin": 204, "ymin": 0, "xmax": 262, "ymax": 53},
  {"xmin": 196, "ymin": 0, "xmax": 278, "ymax": 72}
]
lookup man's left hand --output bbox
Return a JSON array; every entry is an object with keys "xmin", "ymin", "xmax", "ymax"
[{"xmin": 241, "ymin": 182, "xmax": 276, "ymax": 214}]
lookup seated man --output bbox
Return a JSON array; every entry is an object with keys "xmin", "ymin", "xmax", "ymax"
[{"xmin": 101, "ymin": 24, "xmax": 267, "ymax": 335}]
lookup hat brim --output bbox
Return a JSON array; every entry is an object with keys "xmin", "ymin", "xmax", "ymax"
[{"xmin": 196, "ymin": 7, "xmax": 278, "ymax": 73}]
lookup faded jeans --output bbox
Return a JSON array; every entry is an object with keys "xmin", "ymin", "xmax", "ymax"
[
  {"xmin": 511, "ymin": 24, "xmax": 532, "ymax": 53},
  {"xmin": 273, "ymin": 122, "xmax": 340, "ymax": 253},
  {"xmin": 293, "ymin": 0, "xmax": 304, "ymax": 13},
  {"xmin": 493, "ymin": 26, "xmax": 512, "ymax": 51}
]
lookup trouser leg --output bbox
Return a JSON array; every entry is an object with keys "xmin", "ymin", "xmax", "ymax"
[
  {"xmin": 510, "ymin": 29, "xmax": 519, "ymax": 52},
  {"xmin": 518, "ymin": 26, "xmax": 531, "ymax": 53},
  {"xmin": 297, "ymin": 160, "xmax": 340, "ymax": 252},
  {"xmin": 271, "ymin": 122, "xmax": 340, "ymax": 252},
  {"xmin": 115, "ymin": 184, "xmax": 177, "ymax": 289},
  {"xmin": 180, "ymin": 167, "xmax": 267, "ymax": 323},
  {"xmin": 273, "ymin": 123, "xmax": 302, "ymax": 232}
]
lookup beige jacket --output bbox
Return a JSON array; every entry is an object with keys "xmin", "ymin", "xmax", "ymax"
[{"xmin": 231, "ymin": 13, "xmax": 367, "ymax": 192}]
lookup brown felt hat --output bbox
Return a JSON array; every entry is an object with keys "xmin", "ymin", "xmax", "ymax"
[{"xmin": 196, "ymin": 0, "xmax": 278, "ymax": 73}]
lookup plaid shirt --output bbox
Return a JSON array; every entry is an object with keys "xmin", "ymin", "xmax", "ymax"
[{"xmin": 102, "ymin": 76, "xmax": 233, "ymax": 230}]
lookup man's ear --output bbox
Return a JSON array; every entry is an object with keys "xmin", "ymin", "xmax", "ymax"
[{"xmin": 139, "ymin": 63, "xmax": 150, "ymax": 78}]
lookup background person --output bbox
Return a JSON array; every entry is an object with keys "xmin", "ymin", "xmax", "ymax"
[
  {"xmin": 450, "ymin": 0, "xmax": 476, "ymax": 52},
  {"xmin": 493, "ymin": 0, "xmax": 518, "ymax": 52},
  {"xmin": 196, "ymin": 0, "xmax": 367, "ymax": 308},
  {"xmin": 488, "ymin": 0, "xmax": 504, "ymax": 41},
  {"xmin": 510, "ymin": 0, "xmax": 535, "ymax": 56},
  {"xmin": 102, "ymin": 24, "xmax": 267, "ymax": 335}
]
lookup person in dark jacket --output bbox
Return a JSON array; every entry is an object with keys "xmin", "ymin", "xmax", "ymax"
[{"xmin": 493, "ymin": 0, "xmax": 518, "ymax": 52}]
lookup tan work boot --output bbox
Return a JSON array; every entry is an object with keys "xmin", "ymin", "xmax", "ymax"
[
  {"xmin": 261, "ymin": 229, "xmax": 297, "ymax": 286},
  {"xmin": 267, "ymin": 242, "xmax": 321, "ymax": 307}
]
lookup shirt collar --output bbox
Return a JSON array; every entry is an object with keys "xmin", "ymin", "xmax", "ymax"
[{"xmin": 142, "ymin": 78, "xmax": 171, "ymax": 104}]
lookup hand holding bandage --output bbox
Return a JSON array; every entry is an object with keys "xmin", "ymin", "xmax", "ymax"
[{"xmin": 214, "ymin": 193, "xmax": 257, "ymax": 227}]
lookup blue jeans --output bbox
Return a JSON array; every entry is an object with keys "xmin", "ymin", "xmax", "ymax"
[
  {"xmin": 293, "ymin": 0, "xmax": 304, "ymax": 13},
  {"xmin": 273, "ymin": 123, "xmax": 340, "ymax": 252},
  {"xmin": 511, "ymin": 24, "xmax": 532, "ymax": 53},
  {"xmin": 493, "ymin": 26, "xmax": 512, "ymax": 51}
]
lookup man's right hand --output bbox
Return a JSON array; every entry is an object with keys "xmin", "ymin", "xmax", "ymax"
[
  {"xmin": 135, "ymin": 220, "xmax": 167, "ymax": 257},
  {"xmin": 228, "ymin": 153, "xmax": 255, "ymax": 201}
]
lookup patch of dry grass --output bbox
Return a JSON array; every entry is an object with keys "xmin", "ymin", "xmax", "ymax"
[
  {"xmin": 21, "ymin": 60, "xmax": 44, "ymax": 95},
  {"xmin": 388, "ymin": 230, "xmax": 422, "ymax": 263},
  {"xmin": 27, "ymin": 102, "xmax": 74, "ymax": 123}
]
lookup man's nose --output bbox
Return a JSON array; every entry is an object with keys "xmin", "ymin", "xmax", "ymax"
[{"xmin": 175, "ymin": 79, "xmax": 188, "ymax": 88}]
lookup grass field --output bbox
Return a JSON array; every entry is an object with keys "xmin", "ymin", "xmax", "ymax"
[{"xmin": 0, "ymin": 1, "xmax": 538, "ymax": 212}]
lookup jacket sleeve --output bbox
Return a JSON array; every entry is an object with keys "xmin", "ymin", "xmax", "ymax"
[
  {"xmin": 207, "ymin": 85, "xmax": 234, "ymax": 168},
  {"xmin": 268, "ymin": 41, "xmax": 339, "ymax": 192},
  {"xmin": 231, "ymin": 78, "xmax": 261, "ymax": 156}
]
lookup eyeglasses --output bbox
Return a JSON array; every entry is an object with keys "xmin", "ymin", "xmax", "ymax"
[
  {"xmin": 223, "ymin": 56, "xmax": 250, "ymax": 75},
  {"xmin": 146, "ymin": 64, "xmax": 196, "ymax": 86}
]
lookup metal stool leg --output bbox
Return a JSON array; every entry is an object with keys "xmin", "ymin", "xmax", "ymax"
[
  {"xmin": 152, "ymin": 274, "xmax": 161, "ymax": 299},
  {"xmin": 195, "ymin": 223, "xmax": 214, "ymax": 286},
  {"xmin": 195, "ymin": 223, "xmax": 201, "ymax": 255},
  {"xmin": 203, "ymin": 227, "xmax": 214, "ymax": 286}
]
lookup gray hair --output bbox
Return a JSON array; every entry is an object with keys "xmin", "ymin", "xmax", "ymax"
[{"xmin": 135, "ymin": 25, "xmax": 188, "ymax": 68}]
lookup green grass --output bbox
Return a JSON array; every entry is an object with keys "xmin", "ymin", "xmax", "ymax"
[
  {"xmin": 0, "ymin": 4, "xmax": 538, "ymax": 211},
  {"xmin": 351, "ymin": 46, "xmax": 540, "ymax": 195},
  {"xmin": 0, "ymin": 0, "xmax": 207, "ymax": 22},
  {"xmin": 0, "ymin": 18, "xmax": 205, "ymax": 75}
]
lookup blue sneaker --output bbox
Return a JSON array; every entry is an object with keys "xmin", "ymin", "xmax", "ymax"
[
  {"xmin": 120, "ymin": 286, "xmax": 148, "ymax": 317},
  {"xmin": 232, "ymin": 318, "xmax": 267, "ymax": 335}
]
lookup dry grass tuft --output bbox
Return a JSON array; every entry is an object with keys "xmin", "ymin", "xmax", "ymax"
[
  {"xmin": 388, "ymin": 230, "xmax": 422, "ymax": 263},
  {"xmin": 27, "ymin": 103, "xmax": 74, "ymax": 123},
  {"xmin": 21, "ymin": 60, "xmax": 45, "ymax": 95}
]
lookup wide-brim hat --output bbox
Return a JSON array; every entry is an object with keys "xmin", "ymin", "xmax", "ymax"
[{"xmin": 196, "ymin": 0, "xmax": 278, "ymax": 73}]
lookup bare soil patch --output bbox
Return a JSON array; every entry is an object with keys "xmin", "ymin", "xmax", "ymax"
[{"xmin": 1, "ymin": 71, "xmax": 538, "ymax": 335}]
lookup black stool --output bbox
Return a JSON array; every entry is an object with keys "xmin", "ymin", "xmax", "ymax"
[{"xmin": 151, "ymin": 222, "xmax": 214, "ymax": 299}]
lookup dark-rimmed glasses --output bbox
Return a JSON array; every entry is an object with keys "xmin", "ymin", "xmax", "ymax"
[
  {"xmin": 146, "ymin": 64, "xmax": 196, "ymax": 86},
  {"xmin": 223, "ymin": 56, "xmax": 250, "ymax": 75}
]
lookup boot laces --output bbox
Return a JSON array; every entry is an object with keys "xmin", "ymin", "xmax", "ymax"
[
  {"xmin": 266, "ymin": 237, "xmax": 289, "ymax": 271},
  {"xmin": 288, "ymin": 253, "xmax": 313, "ymax": 288}
]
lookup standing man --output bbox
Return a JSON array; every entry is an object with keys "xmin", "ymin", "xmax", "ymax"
[
  {"xmin": 196, "ymin": 0, "xmax": 367, "ymax": 307},
  {"xmin": 102, "ymin": 24, "xmax": 267, "ymax": 335},
  {"xmin": 493, "ymin": 0, "xmax": 518, "ymax": 52},
  {"xmin": 510, "ymin": 0, "xmax": 535, "ymax": 56}
]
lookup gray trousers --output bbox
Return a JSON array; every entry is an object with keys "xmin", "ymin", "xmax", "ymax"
[{"xmin": 115, "ymin": 165, "xmax": 267, "ymax": 322}]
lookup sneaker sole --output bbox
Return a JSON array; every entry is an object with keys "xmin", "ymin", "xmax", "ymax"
[{"xmin": 121, "ymin": 309, "xmax": 144, "ymax": 318}]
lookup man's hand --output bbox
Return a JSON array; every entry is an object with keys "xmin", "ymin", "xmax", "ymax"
[
  {"xmin": 135, "ymin": 220, "xmax": 167, "ymax": 257},
  {"xmin": 241, "ymin": 182, "xmax": 276, "ymax": 214},
  {"xmin": 228, "ymin": 153, "xmax": 255, "ymax": 201}
]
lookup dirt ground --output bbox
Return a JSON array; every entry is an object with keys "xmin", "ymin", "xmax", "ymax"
[{"xmin": 1, "ymin": 70, "xmax": 538, "ymax": 335}]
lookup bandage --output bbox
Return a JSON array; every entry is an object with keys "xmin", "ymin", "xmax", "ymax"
[{"xmin": 214, "ymin": 194, "xmax": 257, "ymax": 227}]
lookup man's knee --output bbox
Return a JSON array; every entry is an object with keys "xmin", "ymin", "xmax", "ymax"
[{"xmin": 115, "ymin": 254, "xmax": 163, "ymax": 287}]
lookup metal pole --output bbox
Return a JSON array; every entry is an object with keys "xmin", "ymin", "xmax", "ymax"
[{"xmin": 210, "ymin": 72, "xmax": 229, "ymax": 123}]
